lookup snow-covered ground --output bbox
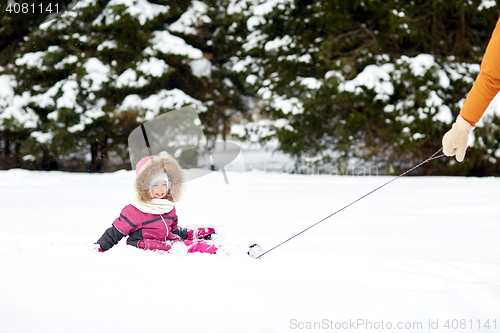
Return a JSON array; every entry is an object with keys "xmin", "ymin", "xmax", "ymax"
[{"xmin": 1, "ymin": 159, "xmax": 500, "ymax": 332}]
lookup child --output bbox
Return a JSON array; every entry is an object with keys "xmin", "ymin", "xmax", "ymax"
[{"xmin": 95, "ymin": 154, "xmax": 217, "ymax": 253}]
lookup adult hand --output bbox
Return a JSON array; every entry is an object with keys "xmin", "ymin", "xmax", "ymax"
[{"xmin": 442, "ymin": 115, "xmax": 474, "ymax": 162}]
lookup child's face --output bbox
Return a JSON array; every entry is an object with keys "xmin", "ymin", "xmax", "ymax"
[{"xmin": 151, "ymin": 180, "xmax": 168, "ymax": 199}]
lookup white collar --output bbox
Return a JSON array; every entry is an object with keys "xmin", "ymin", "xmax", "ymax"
[{"xmin": 130, "ymin": 192, "xmax": 174, "ymax": 214}]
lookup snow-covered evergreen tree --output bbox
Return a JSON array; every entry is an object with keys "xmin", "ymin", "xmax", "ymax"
[
  {"xmin": 0, "ymin": 0, "xmax": 250, "ymax": 171},
  {"xmin": 232, "ymin": 0, "xmax": 500, "ymax": 175},
  {"xmin": 2, "ymin": 0, "xmax": 500, "ymax": 175},
  {"xmin": 169, "ymin": 0, "xmax": 253, "ymax": 144}
]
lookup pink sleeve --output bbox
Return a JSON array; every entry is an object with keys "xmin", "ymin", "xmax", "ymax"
[{"xmin": 112, "ymin": 205, "xmax": 140, "ymax": 235}]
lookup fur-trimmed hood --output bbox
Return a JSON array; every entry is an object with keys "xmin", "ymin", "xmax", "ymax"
[{"xmin": 135, "ymin": 155, "xmax": 184, "ymax": 203}]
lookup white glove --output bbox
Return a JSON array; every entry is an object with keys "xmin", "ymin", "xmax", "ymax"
[{"xmin": 442, "ymin": 114, "xmax": 475, "ymax": 162}]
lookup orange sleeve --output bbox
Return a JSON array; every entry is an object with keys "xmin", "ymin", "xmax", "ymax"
[{"xmin": 460, "ymin": 17, "xmax": 500, "ymax": 125}]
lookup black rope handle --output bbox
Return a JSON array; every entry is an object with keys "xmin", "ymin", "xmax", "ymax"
[{"xmin": 255, "ymin": 148, "xmax": 446, "ymax": 259}]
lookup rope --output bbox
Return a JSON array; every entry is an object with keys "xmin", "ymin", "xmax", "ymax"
[{"xmin": 255, "ymin": 148, "xmax": 445, "ymax": 259}]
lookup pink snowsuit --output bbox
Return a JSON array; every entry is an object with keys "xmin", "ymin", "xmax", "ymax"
[
  {"xmin": 97, "ymin": 205, "xmax": 216, "ymax": 253},
  {"xmin": 96, "ymin": 155, "xmax": 217, "ymax": 254}
]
